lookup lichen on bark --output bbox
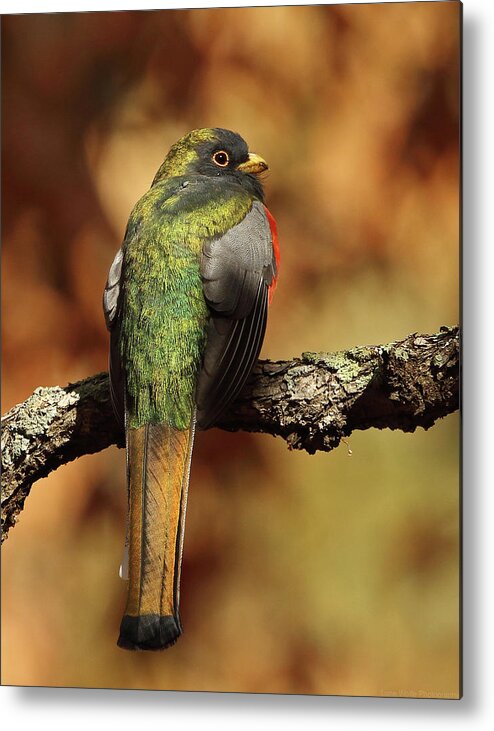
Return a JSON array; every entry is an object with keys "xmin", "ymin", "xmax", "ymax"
[{"xmin": 1, "ymin": 326, "xmax": 459, "ymax": 542}]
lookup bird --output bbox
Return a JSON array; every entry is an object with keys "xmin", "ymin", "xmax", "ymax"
[{"xmin": 103, "ymin": 128, "xmax": 280, "ymax": 651}]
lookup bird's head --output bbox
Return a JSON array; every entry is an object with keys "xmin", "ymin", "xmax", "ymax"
[{"xmin": 152, "ymin": 128, "xmax": 268, "ymax": 200}]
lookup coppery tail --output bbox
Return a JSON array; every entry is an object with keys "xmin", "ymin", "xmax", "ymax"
[{"xmin": 118, "ymin": 420, "xmax": 195, "ymax": 651}]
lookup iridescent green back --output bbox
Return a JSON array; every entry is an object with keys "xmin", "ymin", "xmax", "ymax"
[{"xmin": 120, "ymin": 176, "xmax": 252, "ymax": 429}]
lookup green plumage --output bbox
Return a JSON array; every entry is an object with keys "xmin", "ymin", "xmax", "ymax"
[
  {"xmin": 106, "ymin": 127, "xmax": 274, "ymax": 650},
  {"xmin": 120, "ymin": 174, "xmax": 252, "ymax": 429}
]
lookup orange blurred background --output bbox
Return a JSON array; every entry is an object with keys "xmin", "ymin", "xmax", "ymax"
[{"xmin": 1, "ymin": 2, "xmax": 460, "ymax": 696}]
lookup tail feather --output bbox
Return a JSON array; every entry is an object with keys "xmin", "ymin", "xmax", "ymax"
[{"xmin": 118, "ymin": 419, "xmax": 195, "ymax": 651}]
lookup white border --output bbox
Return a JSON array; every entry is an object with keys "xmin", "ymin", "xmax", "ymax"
[
  {"xmin": 0, "ymin": 0, "xmax": 467, "ymax": 13},
  {"xmin": 2, "ymin": 0, "xmax": 494, "ymax": 728}
]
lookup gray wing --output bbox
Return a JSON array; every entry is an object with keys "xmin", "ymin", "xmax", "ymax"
[
  {"xmin": 196, "ymin": 200, "xmax": 277, "ymax": 429},
  {"xmin": 103, "ymin": 246, "xmax": 125, "ymax": 429}
]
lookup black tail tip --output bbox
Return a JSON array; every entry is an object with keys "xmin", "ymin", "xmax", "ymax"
[{"xmin": 117, "ymin": 614, "xmax": 182, "ymax": 651}]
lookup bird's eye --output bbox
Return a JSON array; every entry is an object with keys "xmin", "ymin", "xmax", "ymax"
[{"xmin": 212, "ymin": 150, "xmax": 230, "ymax": 167}]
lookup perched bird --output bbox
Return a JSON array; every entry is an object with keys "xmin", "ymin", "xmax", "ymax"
[{"xmin": 103, "ymin": 128, "xmax": 279, "ymax": 651}]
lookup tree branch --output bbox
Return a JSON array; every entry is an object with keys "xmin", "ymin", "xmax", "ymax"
[{"xmin": 1, "ymin": 326, "xmax": 459, "ymax": 541}]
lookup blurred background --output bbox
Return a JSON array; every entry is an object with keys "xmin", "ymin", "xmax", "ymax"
[{"xmin": 1, "ymin": 2, "xmax": 460, "ymax": 696}]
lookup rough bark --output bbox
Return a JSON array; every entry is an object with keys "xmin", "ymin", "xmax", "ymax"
[{"xmin": 1, "ymin": 326, "xmax": 459, "ymax": 542}]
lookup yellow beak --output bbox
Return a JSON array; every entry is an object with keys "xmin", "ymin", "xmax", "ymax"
[{"xmin": 236, "ymin": 152, "xmax": 268, "ymax": 175}]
